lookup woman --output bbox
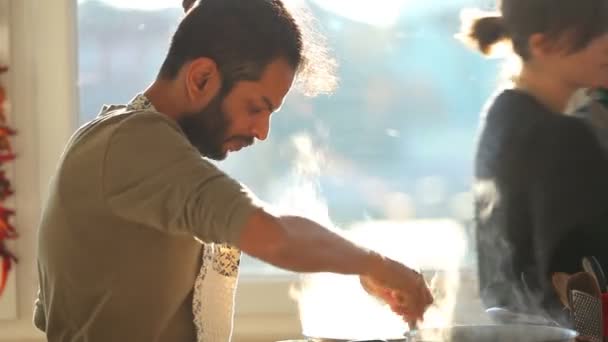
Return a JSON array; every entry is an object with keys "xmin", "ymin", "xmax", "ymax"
[{"xmin": 461, "ymin": 0, "xmax": 608, "ymax": 325}]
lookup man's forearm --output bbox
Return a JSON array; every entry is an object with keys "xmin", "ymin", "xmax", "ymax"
[
  {"xmin": 238, "ymin": 210, "xmax": 384, "ymax": 276},
  {"xmin": 265, "ymin": 216, "xmax": 382, "ymax": 275},
  {"xmin": 238, "ymin": 210, "xmax": 433, "ymax": 321}
]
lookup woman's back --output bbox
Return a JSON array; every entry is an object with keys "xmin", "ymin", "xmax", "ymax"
[{"xmin": 475, "ymin": 89, "xmax": 608, "ymax": 323}]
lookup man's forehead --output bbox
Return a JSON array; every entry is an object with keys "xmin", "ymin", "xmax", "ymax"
[
  {"xmin": 237, "ymin": 82, "xmax": 292, "ymax": 112},
  {"xmin": 258, "ymin": 58, "xmax": 296, "ymax": 92}
]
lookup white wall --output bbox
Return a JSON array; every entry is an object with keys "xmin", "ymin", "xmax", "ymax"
[
  {"xmin": 0, "ymin": 0, "xmax": 17, "ymax": 323},
  {"xmin": 0, "ymin": 0, "xmax": 78, "ymax": 341}
]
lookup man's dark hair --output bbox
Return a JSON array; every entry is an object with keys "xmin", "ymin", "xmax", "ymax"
[{"xmin": 161, "ymin": 0, "xmax": 336, "ymax": 96}]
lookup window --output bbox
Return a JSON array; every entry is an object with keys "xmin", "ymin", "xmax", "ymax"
[{"xmin": 77, "ymin": 0, "xmax": 501, "ymax": 276}]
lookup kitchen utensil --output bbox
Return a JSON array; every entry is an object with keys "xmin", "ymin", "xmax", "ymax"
[
  {"xmin": 582, "ymin": 257, "xmax": 608, "ymax": 293},
  {"xmin": 279, "ymin": 340, "xmax": 400, "ymax": 342},
  {"xmin": 567, "ymin": 272, "xmax": 603, "ymax": 342},
  {"xmin": 303, "ymin": 337, "xmax": 405, "ymax": 342},
  {"xmin": 404, "ymin": 324, "xmax": 578, "ymax": 342},
  {"xmin": 554, "ymin": 272, "xmax": 572, "ymax": 308},
  {"xmin": 302, "ymin": 324, "xmax": 578, "ymax": 342}
]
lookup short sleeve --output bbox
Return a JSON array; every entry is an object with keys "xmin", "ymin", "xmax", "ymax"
[{"xmin": 102, "ymin": 112, "xmax": 260, "ymax": 245}]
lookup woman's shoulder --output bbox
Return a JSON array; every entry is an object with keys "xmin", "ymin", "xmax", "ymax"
[
  {"xmin": 477, "ymin": 88, "xmax": 604, "ymax": 172},
  {"xmin": 483, "ymin": 89, "xmax": 593, "ymax": 142},
  {"xmin": 485, "ymin": 89, "xmax": 549, "ymax": 120}
]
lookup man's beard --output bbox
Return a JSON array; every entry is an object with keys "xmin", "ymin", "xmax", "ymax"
[{"xmin": 177, "ymin": 93, "xmax": 254, "ymax": 160}]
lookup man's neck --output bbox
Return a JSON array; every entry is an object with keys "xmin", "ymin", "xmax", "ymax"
[{"xmin": 143, "ymin": 80, "xmax": 182, "ymax": 119}]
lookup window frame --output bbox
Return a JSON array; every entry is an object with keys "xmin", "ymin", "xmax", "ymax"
[
  {"xmin": 1, "ymin": 1, "xmax": 301, "ymax": 340},
  {"xmin": 4, "ymin": 1, "xmax": 485, "ymax": 341}
]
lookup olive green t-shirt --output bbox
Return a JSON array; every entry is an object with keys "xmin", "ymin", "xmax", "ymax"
[{"xmin": 34, "ymin": 96, "xmax": 260, "ymax": 342}]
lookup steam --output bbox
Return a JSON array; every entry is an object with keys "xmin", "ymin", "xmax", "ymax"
[
  {"xmin": 270, "ymin": 132, "xmax": 472, "ymax": 340},
  {"xmin": 268, "ymin": 132, "xmax": 333, "ymax": 229}
]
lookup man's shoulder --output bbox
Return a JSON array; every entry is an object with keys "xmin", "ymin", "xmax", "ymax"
[
  {"xmin": 101, "ymin": 108, "xmax": 179, "ymax": 131},
  {"xmin": 66, "ymin": 108, "xmax": 188, "ymax": 166},
  {"xmin": 80, "ymin": 108, "xmax": 185, "ymax": 149},
  {"xmin": 107, "ymin": 110, "xmax": 188, "ymax": 152}
]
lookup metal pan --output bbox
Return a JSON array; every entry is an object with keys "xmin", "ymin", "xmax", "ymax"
[
  {"xmin": 303, "ymin": 336, "xmax": 405, "ymax": 342},
  {"xmin": 299, "ymin": 324, "xmax": 578, "ymax": 342},
  {"xmin": 405, "ymin": 324, "xmax": 578, "ymax": 342}
]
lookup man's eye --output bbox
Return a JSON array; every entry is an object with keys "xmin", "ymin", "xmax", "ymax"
[{"xmin": 249, "ymin": 107, "xmax": 263, "ymax": 115}]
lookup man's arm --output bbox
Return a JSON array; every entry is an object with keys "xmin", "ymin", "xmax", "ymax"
[
  {"xmin": 103, "ymin": 113, "xmax": 433, "ymax": 320},
  {"xmin": 238, "ymin": 210, "xmax": 433, "ymax": 320},
  {"xmin": 239, "ymin": 212, "xmax": 373, "ymax": 274}
]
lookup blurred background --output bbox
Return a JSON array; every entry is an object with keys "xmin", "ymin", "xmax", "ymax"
[{"xmin": 1, "ymin": 0, "xmax": 501, "ymax": 340}]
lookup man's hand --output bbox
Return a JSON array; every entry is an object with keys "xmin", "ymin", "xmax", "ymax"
[{"xmin": 359, "ymin": 253, "xmax": 433, "ymax": 324}]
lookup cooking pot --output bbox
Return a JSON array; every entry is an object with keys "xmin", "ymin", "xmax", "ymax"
[
  {"xmin": 295, "ymin": 324, "xmax": 578, "ymax": 342},
  {"xmin": 303, "ymin": 338, "xmax": 405, "ymax": 342},
  {"xmin": 406, "ymin": 324, "xmax": 577, "ymax": 341}
]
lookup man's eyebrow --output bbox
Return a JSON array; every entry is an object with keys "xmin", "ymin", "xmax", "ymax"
[{"xmin": 262, "ymin": 96, "xmax": 276, "ymax": 112}]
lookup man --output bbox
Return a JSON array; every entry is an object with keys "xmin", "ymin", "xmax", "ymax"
[{"xmin": 33, "ymin": 1, "xmax": 433, "ymax": 341}]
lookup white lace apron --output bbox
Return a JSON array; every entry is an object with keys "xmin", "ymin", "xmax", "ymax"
[{"xmin": 192, "ymin": 243, "xmax": 241, "ymax": 342}]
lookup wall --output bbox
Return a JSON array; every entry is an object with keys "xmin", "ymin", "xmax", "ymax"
[
  {"xmin": 0, "ymin": 0, "xmax": 77, "ymax": 341},
  {"xmin": 0, "ymin": 1, "xmax": 301, "ymax": 341},
  {"xmin": 0, "ymin": 0, "xmax": 17, "ymax": 323}
]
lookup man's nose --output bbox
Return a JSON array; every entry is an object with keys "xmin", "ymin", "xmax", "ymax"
[{"xmin": 252, "ymin": 114, "xmax": 270, "ymax": 141}]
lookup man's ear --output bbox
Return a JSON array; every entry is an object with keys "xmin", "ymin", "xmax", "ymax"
[
  {"xmin": 184, "ymin": 57, "xmax": 222, "ymax": 108},
  {"xmin": 196, "ymin": 78, "xmax": 208, "ymax": 91}
]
